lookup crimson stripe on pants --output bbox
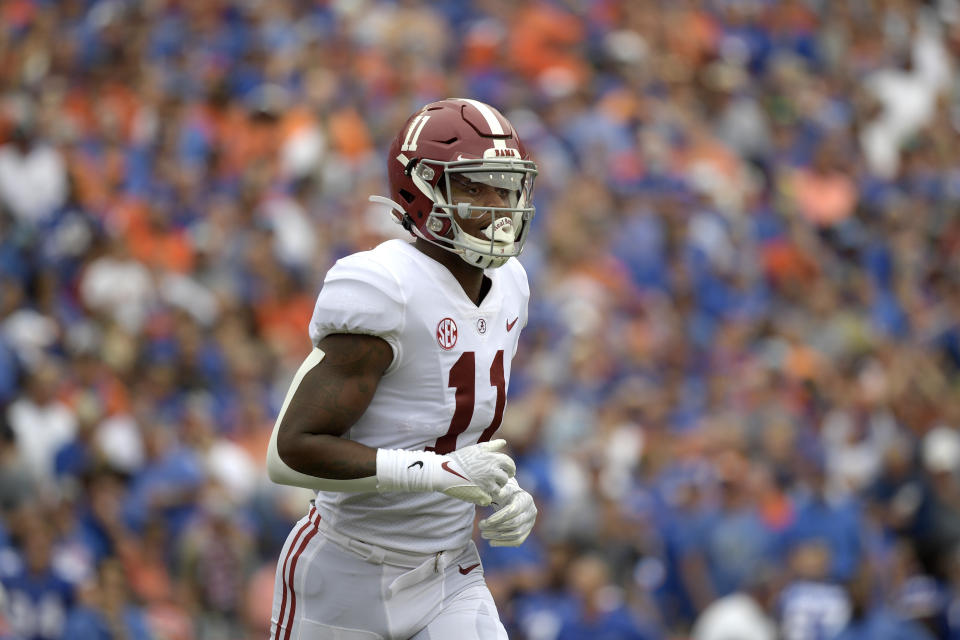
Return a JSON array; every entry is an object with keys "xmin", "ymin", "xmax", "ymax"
[
  {"xmin": 273, "ymin": 507, "xmax": 317, "ymax": 640},
  {"xmin": 282, "ymin": 508, "xmax": 321, "ymax": 640}
]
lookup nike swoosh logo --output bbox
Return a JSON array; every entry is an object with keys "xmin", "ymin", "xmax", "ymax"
[
  {"xmin": 506, "ymin": 317, "xmax": 518, "ymax": 331},
  {"xmin": 407, "ymin": 461, "xmax": 424, "ymax": 470},
  {"xmin": 458, "ymin": 563, "xmax": 480, "ymax": 575},
  {"xmin": 441, "ymin": 461, "xmax": 469, "ymax": 481}
]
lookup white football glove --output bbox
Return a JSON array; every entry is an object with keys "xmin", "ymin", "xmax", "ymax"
[
  {"xmin": 479, "ymin": 477, "xmax": 537, "ymax": 546},
  {"xmin": 376, "ymin": 439, "xmax": 516, "ymax": 506}
]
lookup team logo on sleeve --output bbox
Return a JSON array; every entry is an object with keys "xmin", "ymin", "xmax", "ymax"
[{"xmin": 437, "ymin": 318, "xmax": 458, "ymax": 349}]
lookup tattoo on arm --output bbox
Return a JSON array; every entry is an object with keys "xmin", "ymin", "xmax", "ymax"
[
  {"xmin": 277, "ymin": 334, "xmax": 391, "ymax": 479},
  {"xmin": 297, "ymin": 336, "xmax": 389, "ymax": 433}
]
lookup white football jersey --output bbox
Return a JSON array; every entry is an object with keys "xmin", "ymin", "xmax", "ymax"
[{"xmin": 307, "ymin": 239, "xmax": 529, "ymax": 553}]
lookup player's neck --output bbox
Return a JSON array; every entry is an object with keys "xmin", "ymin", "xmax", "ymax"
[{"xmin": 413, "ymin": 238, "xmax": 486, "ymax": 305}]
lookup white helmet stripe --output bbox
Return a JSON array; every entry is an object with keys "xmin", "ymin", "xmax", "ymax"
[
  {"xmin": 401, "ymin": 115, "xmax": 431, "ymax": 152},
  {"xmin": 461, "ymin": 98, "xmax": 507, "ymax": 150}
]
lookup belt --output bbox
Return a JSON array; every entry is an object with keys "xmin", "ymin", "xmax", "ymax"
[{"xmin": 316, "ymin": 515, "xmax": 470, "ymax": 571}]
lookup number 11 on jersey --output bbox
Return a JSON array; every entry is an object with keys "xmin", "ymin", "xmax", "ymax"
[{"xmin": 427, "ymin": 350, "xmax": 506, "ymax": 454}]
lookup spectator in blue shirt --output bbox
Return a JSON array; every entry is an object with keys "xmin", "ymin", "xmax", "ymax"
[
  {"xmin": 509, "ymin": 541, "xmax": 580, "ymax": 640},
  {"xmin": 704, "ymin": 453, "xmax": 775, "ymax": 597},
  {"xmin": 835, "ymin": 567, "xmax": 935, "ymax": 640},
  {"xmin": 121, "ymin": 422, "xmax": 204, "ymax": 540},
  {"xmin": 836, "ymin": 609, "xmax": 935, "ymax": 640},
  {"xmin": 0, "ymin": 511, "xmax": 74, "ymax": 640},
  {"xmin": 556, "ymin": 553, "xmax": 660, "ymax": 640},
  {"xmin": 778, "ymin": 540, "xmax": 851, "ymax": 640},
  {"xmin": 783, "ymin": 458, "xmax": 863, "ymax": 582},
  {"xmin": 60, "ymin": 557, "xmax": 151, "ymax": 640}
]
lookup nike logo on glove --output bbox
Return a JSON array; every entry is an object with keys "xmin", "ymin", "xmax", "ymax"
[
  {"xmin": 441, "ymin": 461, "xmax": 469, "ymax": 481},
  {"xmin": 458, "ymin": 563, "xmax": 480, "ymax": 575},
  {"xmin": 506, "ymin": 317, "xmax": 518, "ymax": 331},
  {"xmin": 407, "ymin": 461, "xmax": 424, "ymax": 470}
]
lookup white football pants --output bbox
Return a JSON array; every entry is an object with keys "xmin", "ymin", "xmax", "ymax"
[{"xmin": 269, "ymin": 505, "xmax": 508, "ymax": 640}]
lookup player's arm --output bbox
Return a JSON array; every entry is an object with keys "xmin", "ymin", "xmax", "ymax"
[
  {"xmin": 267, "ymin": 333, "xmax": 515, "ymax": 504},
  {"xmin": 272, "ymin": 333, "xmax": 390, "ymax": 486}
]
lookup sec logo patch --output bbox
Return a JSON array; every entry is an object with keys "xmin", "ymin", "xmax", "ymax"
[{"xmin": 437, "ymin": 318, "xmax": 458, "ymax": 350}]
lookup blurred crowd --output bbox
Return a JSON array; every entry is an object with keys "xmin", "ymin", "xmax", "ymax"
[{"xmin": 2, "ymin": 0, "xmax": 960, "ymax": 639}]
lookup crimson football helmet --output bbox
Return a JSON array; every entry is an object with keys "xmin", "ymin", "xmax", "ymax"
[{"xmin": 370, "ymin": 98, "xmax": 537, "ymax": 269}]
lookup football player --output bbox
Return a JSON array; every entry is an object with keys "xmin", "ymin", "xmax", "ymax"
[{"xmin": 266, "ymin": 98, "xmax": 539, "ymax": 639}]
